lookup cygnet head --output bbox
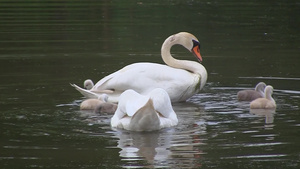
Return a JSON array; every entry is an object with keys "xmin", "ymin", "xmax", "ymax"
[
  {"xmin": 84, "ymin": 79, "xmax": 94, "ymax": 90},
  {"xmin": 264, "ymin": 85, "xmax": 274, "ymax": 100},
  {"xmin": 255, "ymin": 82, "xmax": 267, "ymax": 96},
  {"xmin": 98, "ymin": 94, "xmax": 108, "ymax": 102},
  {"xmin": 163, "ymin": 32, "xmax": 202, "ymax": 62}
]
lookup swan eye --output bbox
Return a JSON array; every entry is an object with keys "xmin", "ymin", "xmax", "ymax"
[
  {"xmin": 191, "ymin": 40, "xmax": 202, "ymax": 62},
  {"xmin": 192, "ymin": 40, "xmax": 200, "ymax": 49}
]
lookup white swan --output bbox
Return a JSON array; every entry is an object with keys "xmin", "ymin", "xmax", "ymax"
[
  {"xmin": 250, "ymin": 85, "xmax": 276, "ymax": 109},
  {"xmin": 111, "ymin": 88, "xmax": 178, "ymax": 131},
  {"xmin": 71, "ymin": 32, "xmax": 207, "ymax": 103},
  {"xmin": 237, "ymin": 82, "xmax": 266, "ymax": 101}
]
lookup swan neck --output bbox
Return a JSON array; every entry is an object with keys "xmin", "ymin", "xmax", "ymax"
[
  {"xmin": 161, "ymin": 38, "xmax": 199, "ymax": 73},
  {"xmin": 265, "ymin": 90, "xmax": 274, "ymax": 101},
  {"xmin": 161, "ymin": 41, "xmax": 179, "ymax": 68},
  {"xmin": 160, "ymin": 35, "xmax": 208, "ymax": 90}
]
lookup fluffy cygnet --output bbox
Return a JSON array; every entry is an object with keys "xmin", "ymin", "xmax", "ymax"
[
  {"xmin": 94, "ymin": 102, "xmax": 117, "ymax": 114},
  {"xmin": 84, "ymin": 79, "xmax": 94, "ymax": 90},
  {"xmin": 80, "ymin": 98, "xmax": 117, "ymax": 113},
  {"xmin": 80, "ymin": 99, "xmax": 104, "ymax": 110},
  {"xmin": 237, "ymin": 82, "xmax": 266, "ymax": 101},
  {"xmin": 250, "ymin": 85, "xmax": 276, "ymax": 109}
]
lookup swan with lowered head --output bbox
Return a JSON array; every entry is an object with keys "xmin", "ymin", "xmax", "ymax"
[
  {"xmin": 250, "ymin": 85, "xmax": 276, "ymax": 109},
  {"xmin": 71, "ymin": 32, "xmax": 207, "ymax": 103},
  {"xmin": 237, "ymin": 82, "xmax": 266, "ymax": 101},
  {"xmin": 111, "ymin": 88, "xmax": 178, "ymax": 131}
]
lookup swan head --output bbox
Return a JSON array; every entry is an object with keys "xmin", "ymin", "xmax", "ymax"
[
  {"xmin": 84, "ymin": 79, "xmax": 94, "ymax": 90},
  {"xmin": 98, "ymin": 94, "xmax": 108, "ymax": 102},
  {"xmin": 255, "ymin": 82, "xmax": 267, "ymax": 96},
  {"xmin": 167, "ymin": 32, "xmax": 202, "ymax": 62},
  {"xmin": 264, "ymin": 85, "xmax": 274, "ymax": 99}
]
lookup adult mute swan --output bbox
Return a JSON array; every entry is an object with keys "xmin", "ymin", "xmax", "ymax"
[
  {"xmin": 237, "ymin": 82, "xmax": 266, "ymax": 101},
  {"xmin": 250, "ymin": 85, "xmax": 276, "ymax": 109},
  {"xmin": 71, "ymin": 32, "xmax": 207, "ymax": 103},
  {"xmin": 111, "ymin": 88, "xmax": 178, "ymax": 131}
]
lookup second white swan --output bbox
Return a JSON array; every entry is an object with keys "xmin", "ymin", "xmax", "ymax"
[{"xmin": 111, "ymin": 88, "xmax": 178, "ymax": 131}]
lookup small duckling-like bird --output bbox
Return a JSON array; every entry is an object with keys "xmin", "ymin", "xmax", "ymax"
[
  {"xmin": 84, "ymin": 79, "xmax": 94, "ymax": 90},
  {"xmin": 237, "ymin": 82, "xmax": 266, "ymax": 101},
  {"xmin": 111, "ymin": 88, "xmax": 178, "ymax": 131},
  {"xmin": 250, "ymin": 85, "xmax": 276, "ymax": 109},
  {"xmin": 94, "ymin": 102, "xmax": 117, "ymax": 114},
  {"xmin": 80, "ymin": 99, "xmax": 103, "ymax": 110},
  {"xmin": 80, "ymin": 98, "xmax": 117, "ymax": 113}
]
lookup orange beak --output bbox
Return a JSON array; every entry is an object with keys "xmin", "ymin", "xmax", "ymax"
[{"xmin": 192, "ymin": 45, "xmax": 202, "ymax": 62}]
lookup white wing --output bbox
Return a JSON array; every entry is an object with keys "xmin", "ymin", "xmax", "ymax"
[
  {"xmin": 70, "ymin": 83, "xmax": 99, "ymax": 99},
  {"xmin": 91, "ymin": 63, "xmax": 197, "ymax": 101}
]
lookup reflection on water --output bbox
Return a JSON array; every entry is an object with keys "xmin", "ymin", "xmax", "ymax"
[
  {"xmin": 115, "ymin": 130, "xmax": 173, "ymax": 167},
  {"xmin": 250, "ymin": 109, "xmax": 276, "ymax": 124},
  {"xmin": 113, "ymin": 127, "xmax": 204, "ymax": 168}
]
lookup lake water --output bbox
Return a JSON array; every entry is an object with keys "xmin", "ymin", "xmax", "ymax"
[{"xmin": 0, "ymin": 0, "xmax": 299, "ymax": 168}]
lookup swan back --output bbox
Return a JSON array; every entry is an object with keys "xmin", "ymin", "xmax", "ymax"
[
  {"xmin": 111, "ymin": 89, "xmax": 149, "ymax": 128},
  {"xmin": 147, "ymin": 88, "xmax": 178, "ymax": 124},
  {"xmin": 121, "ymin": 90, "xmax": 150, "ymax": 116},
  {"xmin": 128, "ymin": 99, "xmax": 160, "ymax": 131},
  {"xmin": 111, "ymin": 88, "xmax": 178, "ymax": 131}
]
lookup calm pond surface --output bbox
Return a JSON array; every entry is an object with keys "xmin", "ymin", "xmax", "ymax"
[{"xmin": 0, "ymin": 0, "xmax": 299, "ymax": 168}]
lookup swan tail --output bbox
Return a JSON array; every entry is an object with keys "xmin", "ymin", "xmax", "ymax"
[
  {"xmin": 70, "ymin": 83, "xmax": 100, "ymax": 99},
  {"xmin": 129, "ymin": 99, "xmax": 160, "ymax": 131}
]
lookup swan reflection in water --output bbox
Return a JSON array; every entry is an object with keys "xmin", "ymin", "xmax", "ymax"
[
  {"xmin": 114, "ymin": 129, "xmax": 172, "ymax": 163},
  {"xmin": 112, "ymin": 103, "xmax": 206, "ymax": 168},
  {"xmin": 113, "ymin": 128, "xmax": 204, "ymax": 168},
  {"xmin": 250, "ymin": 109, "xmax": 276, "ymax": 124}
]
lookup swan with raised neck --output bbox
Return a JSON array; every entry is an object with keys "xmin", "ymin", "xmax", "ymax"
[
  {"xmin": 161, "ymin": 32, "xmax": 207, "ymax": 89},
  {"xmin": 71, "ymin": 32, "xmax": 207, "ymax": 103}
]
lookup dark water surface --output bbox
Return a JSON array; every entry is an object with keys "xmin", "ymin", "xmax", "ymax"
[{"xmin": 1, "ymin": 0, "xmax": 299, "ymax": 168}]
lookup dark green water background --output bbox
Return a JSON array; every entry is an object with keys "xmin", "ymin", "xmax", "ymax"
[{"xmin": 0, "ymin": 0, "xmax": 299, "ymax": 168}]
